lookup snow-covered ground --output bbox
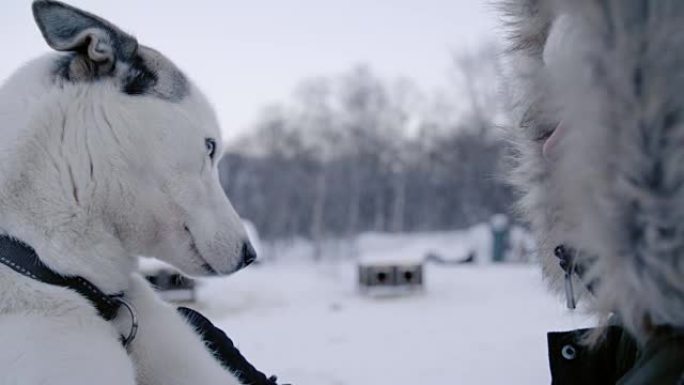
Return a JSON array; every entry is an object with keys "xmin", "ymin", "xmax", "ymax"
[{"xmin": 189, "ymin": 261, "xmax": 595, "ymax": 385}]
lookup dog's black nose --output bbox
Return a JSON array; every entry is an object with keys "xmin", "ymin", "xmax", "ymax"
[{"xmin": 240, "ymin": 241, "xmax": 257, "ymax": 268}]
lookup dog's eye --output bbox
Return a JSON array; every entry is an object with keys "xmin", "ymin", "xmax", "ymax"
[{"xmin": 205, "ymin": 138, "xmax": 217, "ymax": 160}]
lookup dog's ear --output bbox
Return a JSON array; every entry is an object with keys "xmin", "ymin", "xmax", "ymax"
[{"xmin": 32, "ymin": 0, "xmax": 138, "ymax": 78}]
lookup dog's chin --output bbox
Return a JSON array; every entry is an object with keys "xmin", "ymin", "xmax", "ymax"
[
  {"xmin": 179, "ymin": 263, "xmax": 238, "ymax": 278},
  {"xmin": 159, "ymin": 241, "xmax": 241, "ymax": 278},
  {"xmin": 194, "ymin": 261, "xmax": 234, "ymax": 277},
  {"xmin": 180, "ymin": 225, "xmax": 241, "ymax": 277},
  {"xmin": 178, "ymin": 253, "xmax": 225, "ymax": 278},
  {"xmin": 190, "ymin": 262, "xmax": 221, "ymax": 277},
  {"xmin": 180, "ymin": 254, "xmax": 242, "ymax": 278}
]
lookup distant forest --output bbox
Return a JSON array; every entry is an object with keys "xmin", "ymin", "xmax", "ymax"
[{"xmin": 219, "ymin": 45, "xmax": 516, "ymax": 242}]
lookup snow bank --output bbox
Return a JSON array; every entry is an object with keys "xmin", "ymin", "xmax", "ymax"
[
  {"xmin": 191, "ymin": 262, "xmax": 594, "ymax": 385},
  {"xmin": 261, "ymin": 222, "xmax": 535, "ymax": 265},
  {"xmin": 356, "ymin": 225, "xmax": 491, "ymax": 264}
]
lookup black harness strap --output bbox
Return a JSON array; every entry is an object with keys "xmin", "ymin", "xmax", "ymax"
[{"xmin": 0, "ymin": 235, "xmax": 123, "ymax": 321}]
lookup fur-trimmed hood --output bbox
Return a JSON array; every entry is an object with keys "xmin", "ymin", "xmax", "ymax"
[{"xmin": 502, "ymin": 0, "xmax": 684, "ymax": 342}]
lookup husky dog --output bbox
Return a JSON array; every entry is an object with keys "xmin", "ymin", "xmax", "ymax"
[
  {"xmin": 0, "ymin": 1, "xmax": 256, "ymax": 384},
  {"xmin": 503, "ymin": 0, "xmax": 684, "ymax": 345}
]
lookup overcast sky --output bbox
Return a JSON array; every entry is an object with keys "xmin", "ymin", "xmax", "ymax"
[{"xmin": 1, "ymin": 1, "xmax": 501, "ymax": 141}]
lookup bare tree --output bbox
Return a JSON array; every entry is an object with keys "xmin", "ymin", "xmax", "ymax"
[{"xmin": 219, "ymin": 53, "xmax": 517, "ymax": 255}]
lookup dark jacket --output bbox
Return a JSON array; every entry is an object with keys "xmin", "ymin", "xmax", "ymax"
[{"xmin": 549, "ymin": 326, "xmax": 684, "ymax": 385}]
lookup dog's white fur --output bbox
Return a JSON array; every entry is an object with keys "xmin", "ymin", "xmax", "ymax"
[
  {"xmin": 502, "ymin": 0, "xmax": 684, "ymax": 342},
  {"xmin": 0, "ymin": 1, "xmax": 251, "ymax": 384}
]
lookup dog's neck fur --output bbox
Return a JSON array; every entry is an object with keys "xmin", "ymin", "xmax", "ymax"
[{"xmin": 0, "ymin": 56, "xmax": 136, "ymax": 294}]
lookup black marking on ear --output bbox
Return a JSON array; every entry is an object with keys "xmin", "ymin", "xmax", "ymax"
[
  {"xmin": 119, "ymin": 53, "xmax": 189, "ymax": 101},
  {"xmin": 122, "ymin": 55, "xmax": 158, "ymax": 96},
  {"xmin": 43, "ymin": 21, "xmax": 190, "ymax": 102},
  {"xmin": 51, "ymin": 51, "xmax": 189, "ymax": 102},
  {"xmin": 52, "ymin": 53, "xmax": 75, "ymax": 82}
]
